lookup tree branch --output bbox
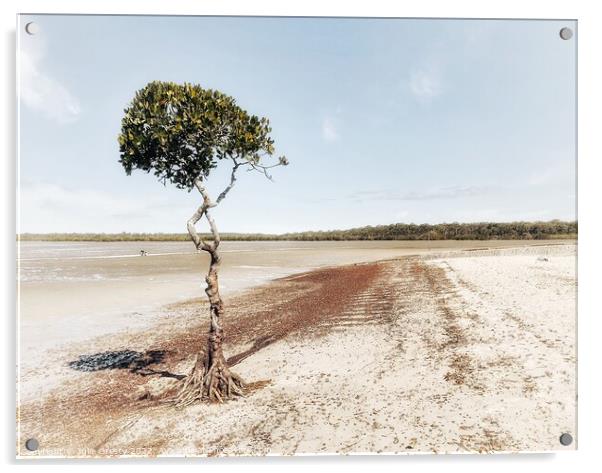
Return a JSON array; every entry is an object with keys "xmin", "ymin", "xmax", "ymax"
[
  {"xmin": 247, "ymin": 162, "xmax": 277, "ymax": 180},
  {"xmin": 188, "ymin": 178, "xmax": 224, "ymax": 253},
  {"xmin": 204, "ymin": 208, "xmax": 221, "ymax": 251},
  {"xmin": 215, "ymin": 160, "xmax": 242, "ymax": 205},
  {"xmin": 186, "ymin": 179, "xmax": 216, "ymax": 252},
  {"xmin": 186, "ymin": 203, "xmax": 212, "ymax": 252},
  {"xmin": 188, "ymin": 154, "xmax": 286, "ymax": 252}
]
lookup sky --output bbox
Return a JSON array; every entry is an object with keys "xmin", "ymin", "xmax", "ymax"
[{"xmin": 18, "ymin": 16, "xmax": 577, "ymax": 234}]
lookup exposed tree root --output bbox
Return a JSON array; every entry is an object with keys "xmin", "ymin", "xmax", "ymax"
[{"xmin": 174, "ymin": 352, "xmax": 246, "ymax": 407}]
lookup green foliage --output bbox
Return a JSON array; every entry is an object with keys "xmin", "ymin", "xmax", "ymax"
[
  {"xmin": 19, "ymin": 221, "xmax": 577, "ymax": 242},
  {"xmin": 273, "ymin": 220, "xmax": 578, "ymax": 241},
  {"xmin": 118, "ymin": 81, "xmax": 283, "ymax": 189}
]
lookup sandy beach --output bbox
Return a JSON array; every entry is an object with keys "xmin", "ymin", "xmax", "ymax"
[{"xmin": 17, "ymin": 241, "xmax": 576, "ymax": 457}]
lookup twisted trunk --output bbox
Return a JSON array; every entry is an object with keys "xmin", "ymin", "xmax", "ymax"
[{"xmin": 175, "ymin": 179, "xmax": 245, "ymax": 406}]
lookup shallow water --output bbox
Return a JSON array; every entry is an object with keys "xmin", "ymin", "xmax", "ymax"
[
  {"xmin": 17, "ymin": 240, "xmax": 568, "ymax": 325},
  {"xmin": 16, "ymin": 240, "xmax": 572, "ymax": 382},
  {"xmin": 18, "ymin": 239, "xmax": 559, "ymax": 283}
]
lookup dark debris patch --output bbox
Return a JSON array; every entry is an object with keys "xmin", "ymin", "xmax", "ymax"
[{"xmin": 68, "ymin": 350, "xmax": 165, "ymax": 372}]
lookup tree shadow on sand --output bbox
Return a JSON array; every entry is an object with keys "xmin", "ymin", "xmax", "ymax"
[
  {"xmin": 227, "ymin": 334, "xmax": 280, "ymax": 367},
  {"xmin": 68, "ymin": 349, "xmax": 185, "ymax": 380}
]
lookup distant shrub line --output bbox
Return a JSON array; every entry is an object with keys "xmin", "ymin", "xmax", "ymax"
[{"xmin": 18, "ymin": 220, "xmax": 577, "ymax": 242}]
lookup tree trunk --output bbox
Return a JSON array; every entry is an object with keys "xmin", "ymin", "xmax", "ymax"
[{"xmin": 175, "ymin": 183, "xmax": 245, "ymax": 406}]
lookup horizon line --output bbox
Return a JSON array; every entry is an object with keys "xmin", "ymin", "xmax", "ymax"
[{"xmin": 17, "ymin": 218, "xmax": 578, "ymax": 237}]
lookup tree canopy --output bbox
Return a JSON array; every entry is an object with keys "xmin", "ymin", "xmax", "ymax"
[{"xmin": 118, "ymin": 81, "xmax": 287, "ymax": 190}]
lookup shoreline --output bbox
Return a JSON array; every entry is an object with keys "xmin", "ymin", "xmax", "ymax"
[
  {"xmin": 18, "ymin": 243, "xmax": 576, "ymax": 456},
  {"xmin": 20, "ymin": 241, "xmax": 572, "ymax": 361}
]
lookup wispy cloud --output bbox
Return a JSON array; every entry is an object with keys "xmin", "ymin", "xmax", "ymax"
[
  {"xmin": 19, "ymin": 32, "xmax": 81, "ymax": 123},
  {"xmin": 408, "ymin": 66, "xmax": 443, "ymax": 102},
  {"xmin": 18, "ymin": 181, "xmax": 182, "ymax": 233},
  {"xmin": 350, "ymin": 185, "xmax": 492, "ymax": 202},
  {"xmin": 321, "ymin": 115, "xmax": 340, "ymax": 142}
]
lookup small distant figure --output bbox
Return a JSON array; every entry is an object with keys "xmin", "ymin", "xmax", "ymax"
[
  {"xmin": 537, "ymin": 256, "xmax": 549, "ymax": 262},
  {"xmin": 140, "ymin": 250, "xmax": 148, "ymax": 256}
]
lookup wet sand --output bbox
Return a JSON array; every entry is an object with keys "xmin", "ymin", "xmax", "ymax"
[
  {"xmin": 18, "ymin": 240, "xmax": 563, "ymax": 369},
  {"xmin": 17, "ymin": 242, "xmax": 576, "ymax": 457}
]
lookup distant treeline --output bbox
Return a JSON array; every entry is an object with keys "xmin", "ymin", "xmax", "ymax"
[{"xmin": 19, "ymin": 220, "xmax": 577, "ymax": 242}]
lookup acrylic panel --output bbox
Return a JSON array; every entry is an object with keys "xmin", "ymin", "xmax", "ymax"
[{"xmin": 16, "ymin": 15, "xmax": 577, "ymax": 458}]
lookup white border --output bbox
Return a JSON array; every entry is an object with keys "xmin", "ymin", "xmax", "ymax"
[{"xmin": 2, "ymin": 0, "xmax": 600, "ymax": 471}]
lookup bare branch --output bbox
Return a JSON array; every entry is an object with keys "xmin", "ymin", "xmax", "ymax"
[
  {"xmin": 188, "ymin": 178, "xmax": 224, "ymax": 253},
  {"xmin": 246, "ymin": 162, "xmax": 283, "ymax": 181},
  {"xmin": 215, "ymin": 160, "xmax": 243, "ymax": 205},
  {"xmin": 186, "ymin": 203, "xmax": 212, "ymax": 252},
  {"xmin": 194, "ymin": 179, "xmax": 216, "ymax": 208},
  {"xmin": 188, "ymin": 153, "xmax": 285, "ymax": 252},
  {"xmin": 186, "ymin": 179, "xmax": 216, "ymax": 252},
  {"xmin": 204, "ymin": 208, "xmax": 221, "ymax": 251}
]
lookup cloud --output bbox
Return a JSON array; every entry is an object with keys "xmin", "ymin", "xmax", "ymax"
[
  {"xmin": 321, "ymin": 115, "xmax": 340, "ymax": 142},
  {"xmin": 350, "ymin": 185, "xmax": 491, "ymax": 202},
  {"xmin": 18, "ymin": 181, "xmax": 183, "ymax": 233},
  {"xmin": 19, "ymin": 33, "xmax": 81, "ymax": 123},
  {"xmin": 409, "ymin": 67, "xmax": 443, "ymax": 102}
]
